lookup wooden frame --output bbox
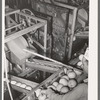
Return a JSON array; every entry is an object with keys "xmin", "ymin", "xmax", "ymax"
[
  {"xmin": 5, "ymin": 8, "xmax": 50, "ymax": 55},
  {"xmin": 9, "ymin": 63, "xmax": 63, "ymax": 99},
  {"xmin": 5, "ymin": 8, "xmax": 20, "ymax": 16},
  {"xmin": 25, "ymin": 60, "xmax": 60, "ymax": 73},
  {"xmin": 75, "ymin": 31, "xmax": 89, "ymax": 38},
  {"xmin": 51, "ymin": 0, "xmax": 89, "ymax": 60},
  {"xmin": 37, "ymin": 0, "xmax": 78, "ymax": 60},
  {"xmin": 33, "ymin": 10, "xmax": 53, "ymax": 35},
  {"xmin": 22, "ymin": 68, "xmax": 64, "ymax": 100},
  {"xmin": 21, "ymin": 9, "xmax": 53, "ymax": 56},
  {"xmin": 4, "ymin": 8, "xmax": 52, "ymax": 100}
]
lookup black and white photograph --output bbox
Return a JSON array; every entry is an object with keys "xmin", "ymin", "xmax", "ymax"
[{"xmin": 3, "ymin": 0, "xmax": 92, "ymax": 100}]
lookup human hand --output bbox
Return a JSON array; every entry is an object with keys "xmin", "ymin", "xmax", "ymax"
[
  {"xmin": 40, "ymin": 88, "xmax": 54, "ymax": 95},
  {"xmin": 38, "ymin": 89, "xmax": 47, "ymax": 100},
  {"xmin": 82, "ymin": 57, "xmax": 88, "ymax": 74},
  {"xmin": 40, "ymin": 88, "xmax": 54, "ymax": 100}
]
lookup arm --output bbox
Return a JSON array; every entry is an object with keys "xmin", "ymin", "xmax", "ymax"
[{"xmin": 47, "ymin": 83, "xmax": 88, "ymax": 100}]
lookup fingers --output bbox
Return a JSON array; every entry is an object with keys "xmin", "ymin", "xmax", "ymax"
[
  {"xmin": 40, "ymin": 88, "xmax": 54, "ymax": 95},
  {"xmin": 40, "ymin": 90, "xmax": 47, "ymax": 95}
]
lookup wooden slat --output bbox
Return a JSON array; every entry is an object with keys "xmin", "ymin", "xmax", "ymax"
[
  {"xmin": 75, "ymin": 34, "xmax": 88, "ymax": 38},
  {"xmin": 5, "ymin": 22, "xmax": 46, "ymax": 43},
  {"xmin": 44, "ymin": 24, "xmax": 47, "ymax": 52},
  {"xmin": 11, "ymin": 85, "xmax": 29, "ymax": 94},
  {"xmin": 5, "ymin": 23, "xmax": 21, "ymax": 31},
  {"xmin": 48, "ymin": 1, "xmax": 78, "ymax": 60},
  {"xmin": 75, "ymin": 31, "xmax": 89, "ymax": 38},
  {"xmin": 68, "ymin": 8, "xmax": 78, "ymax": 60},
  {"xmin": 32, "ymin": 59, "xmax": 62, "ymax": 67},
  {"xmin": 5, "ymin": 9, "xmax": 20, "ymax": 16},
  {"xmin": 69, "ymin": 57, "xmax": 79, "ymax": 65},
  {"xmin": 18, "ymin": 12, "xmax": 47, "ymax": 23},
  {"xmin": 26, "ymin": 61, "xmax": 59, "ymax": 73},
  {"xmin": 41, "ymin": 0, "xmax": 76, "ymax": 10},
  {"xmin": 10, "ymin": 75, "xmax": 39, "ymax": 88},
  {"xmin": 32, "ymin": 39, "xmax": 44, "ymax": 50},
  {"xmin": 18, "ymin": 68, "xmax": 36, "ymax": 77},
  {"xmin": 24, "ymin": 49, "xmax": 82, "ymax": 72},
  {"xmin": 22, "ymin": 69, "xmax": 63, "ymax": 100},
  {"xmin": 46, "ymin": 47, "xmax": 51, "ymax": 51}
]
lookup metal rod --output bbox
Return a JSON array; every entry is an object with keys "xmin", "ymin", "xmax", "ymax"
[
  {"xmin": 24, "ymin": 49, "xmax": 62, "ymax": 64},
  {"xmin": 23, "ymin": 49, "xmax": 82, "ymax": 72},
  {"xmin": 68, "ymin": 8, "xmax": 78, "ymax": 59}
]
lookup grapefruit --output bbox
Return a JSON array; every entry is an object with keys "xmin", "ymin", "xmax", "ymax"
[
  {"xmin": 68, "ymin": 79, "xmax": 77, "ymax": 88},
  {"xmin": 59, "ymin": 78, "xmax": 68, "ymax": 86},
  {"xmin": 52, "ymin": 82, "xmax": 59, "ymax": 87},
  {"xmin": 77, "ymin": 61, "xmax": 82, "ymax": 66},
  {"xmin": 56, "ymin": 83, "xmax": 63, "ymax": 92},
  {"xmin": 68, "ymin": 71, "xmax": 76, "ymax": 79},
  {"xmin": 60, "ymin": 86, "xmax": 69, "ymax": 93},
  {"xmin": 79, "ymin": 54, "xmax": 84, "ymax": 61}
]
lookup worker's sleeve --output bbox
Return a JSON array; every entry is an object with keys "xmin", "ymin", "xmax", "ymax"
[
  {"xmin": 77, "ymin": 72, "xmax": 88, "ymax": 83},
  {"xmin": 47, "ymin": 83, "xmax": 88, "ymax": 100}
]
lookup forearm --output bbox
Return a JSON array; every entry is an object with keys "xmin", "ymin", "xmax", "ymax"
[
  {"xmin": 49, "ymin": 92, "xmax": 63, "ymax": 100},
  {"xmin": 47, "ymin": 84, "xmax": 88, "ymax": 100}
]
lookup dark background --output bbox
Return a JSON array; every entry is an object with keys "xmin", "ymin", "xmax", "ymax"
[
  {"xmin": 0, "ymin": 0, "xmax": 2, "ymax": 99},
  {"xmin": 98, "ymin": 0, "xmax": 99, "ymax": 100}
]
